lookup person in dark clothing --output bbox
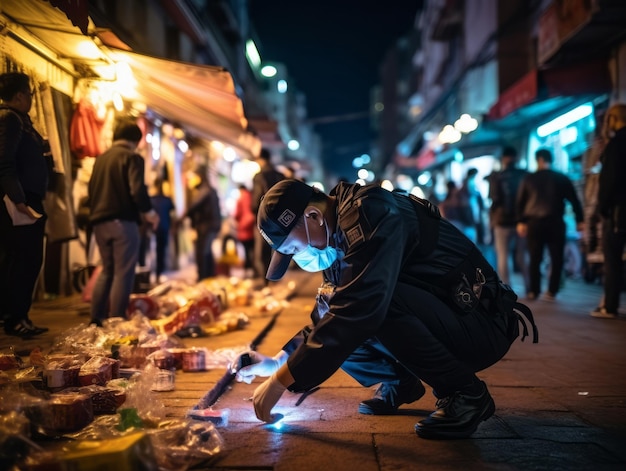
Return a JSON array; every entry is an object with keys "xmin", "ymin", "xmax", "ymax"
[
  {"xmin": 227, "ymin": 179, "xmax": 537, "ymax": 439},
  {"xmin": 591, "ymin": 103, "xmax": 626, "ymax": 319},
  {"xmin": 251, "ymin": 148, "xmax": 284, "ymax": 283},
  {"xmin": 439, "ymin": 180, "xmax": 474, "ymax": 236},
  {"xmin": 150, "ymin": 178, "xmax": 175, "ymax": 282},
  {"xmin": 516, "ymin": 148, "xmax": 584, "ymax": 301},
  {"xmin": 87, "ymin": 120, "xmax": 158, "ymax": 325},
  {"xmin": 459, "ymin": 167, "xmax": 486, "ymax": 245},
  {"xmin": 0, "ymin": 72, "xmax": 49, "ymax": 338},
  {"xmin": 488, "ymin": 146, "xmax": 530, "ymax": 293},
  {"xmin": 183, "ymin": 165, "xmax": 222, "ymax": 281}
]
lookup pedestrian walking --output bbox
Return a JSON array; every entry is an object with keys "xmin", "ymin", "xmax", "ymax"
[
  {"xmin": 0, "ymin": 72, "xmax": 49, "ymax": 337},
  {"xmin": 488, "ymin": 146, "xmax": 530, "ymax": 293},
  {"xmin": 87, "ymin": 119, "xmax": 158, "ymax": 326},
  {"xmin": 459, "ymin": 167, "xmax": 487, "ymax": 245},
  {"xmin": 227, "ymin": 179, "xmax": 537, "ymax": 439},
  {"xmin": 182, "ymin": 165, "xmax": 222, "ymax": 281},
  {"xmin": 591, "ymin": 103, "xmax": 626, "ymax": 319},
  {"xmin": 516, "ymin": 148, "xmax": 584, "ymax": 301},
  {"xmin": 439, "ymin": 180, "xmax": 474, "ymax": 238},
  {"xmin": 251, "ymin": 148, "xmax": 284, "ymax": 284},
  {"xmin": 149, "ymin": 177, "xmax": 175, "ymax": 283}
]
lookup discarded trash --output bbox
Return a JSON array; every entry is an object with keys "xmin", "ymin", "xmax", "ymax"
[{"xmin": 186, "ymin": 408, "xmax": 230, "ymax": 427}]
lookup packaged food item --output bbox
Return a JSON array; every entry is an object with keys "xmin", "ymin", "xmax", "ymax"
[
  {"xmin": 33, "ymin": 393, "xmax": 94, "ymax": 435},
  {"xmin": 150, "ymin": 368, "xmax": 176, "ymax": 392},
  {"xmin": 182, "ymin": 348, "xmax": 207, "ymax": 372},
  {"xmin": 43, "ymin": 355, "xmax": 84, "ymax": 391},
  {"xmin": 147, "ymin": 349, "xmax": 176, "ymax": 370},
  {"xmin": 0, "ymin": 353, "xmax": 22, "ymax": 370},
  {"xmin": 78, "ymin": 356, "xmax": 119, "ymax": 387},
  {"xmin": 67, "ymin": 385, "xmax": 127, "ymax": 414},
  {"xmin": 165, "ymin": 348, "xmax": 186, "ymax": 370},
  {"xmin": 126, "ymin": 294, "xmax": 159, "ymax": 319}
]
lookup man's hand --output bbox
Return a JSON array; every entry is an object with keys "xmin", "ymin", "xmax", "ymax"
[
  {"xmin": 143, "ymin": 209, "xmax": 160, "ymax": 230},
  {"xmin": 576, "ymin": 221, "xmax": 585, "ymax": 233},
  {"xmin": 235, "ymin": 351, "xmax": 286, "ymax": 384},
  {"xmin": 253, "ymin": 373, "xmax": 286, "ymax": 422}
]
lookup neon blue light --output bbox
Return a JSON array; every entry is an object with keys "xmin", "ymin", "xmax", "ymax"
[{"xmin": 537, "ymin": 103, "xmax": 593, "ymax": 137}]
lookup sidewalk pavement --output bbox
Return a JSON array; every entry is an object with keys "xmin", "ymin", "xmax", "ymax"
[{"xmin": 3, "ymin": 268, "xmax": 626, "ymax": 470}]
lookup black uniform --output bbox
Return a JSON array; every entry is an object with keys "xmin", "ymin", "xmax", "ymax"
[{"xmin": 283, "ymin": 182, "xmax": 535, "ymax": 398}]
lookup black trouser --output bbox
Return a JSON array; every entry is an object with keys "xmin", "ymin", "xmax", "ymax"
[
  {"xmin": 602, "ymin": 218, "xmax": 626, "ymax": 313},
  {"xmin": 253, "ymin": 228, "xmax": 272, "ymax": 280},
  {"xmin": 240, "ymin": 238, "xmax": 255, "ymax": 270},
  {"xmin": 194, "ymin": 226, "xmax": 218, "ymax": 280},
  {"xmin": 0, "ymin": 203, "xmax": 46, "ymax": 330},
  {"xmin": 341, "ymin": 283, "xmax": 518, "ymax": 398},
  {"xmin": 526, "ymin": 217, "xmax": 565, "ymax": 295},
  {"xmin": 154, "ymin": 229, "xmax": 169, "ymax": 278}
]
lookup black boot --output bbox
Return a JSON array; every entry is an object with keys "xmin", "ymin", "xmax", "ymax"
[
  {"xmin": 415, "ymin": 381, "xmax": 495, "ymax": 439},
  {"xmin": 359, "ymin": 378, "xmax": 425, "ymax": 415}
]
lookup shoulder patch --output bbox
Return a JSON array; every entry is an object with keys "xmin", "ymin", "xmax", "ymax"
[{"xmin": 345, "ymin": 224, "xmax": 365, "ymax": 247}]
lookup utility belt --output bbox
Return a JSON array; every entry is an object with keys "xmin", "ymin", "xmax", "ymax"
[{"xmin": 428, "ymin": 245, "xmax": 539, "ymax": 344}]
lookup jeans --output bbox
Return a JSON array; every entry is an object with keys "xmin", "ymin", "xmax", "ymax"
[
  {"xmin": 91, "ymin": 219, "xmax": 140, "ymax": 320},
  {"xmin": 493, "ymin": 225, "xmax": 529, "ymax": 292}
]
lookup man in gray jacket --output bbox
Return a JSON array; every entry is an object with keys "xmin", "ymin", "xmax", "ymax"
[{"xmin": 87, "ymin": 120, "xmax": 158, "ymax": 325}]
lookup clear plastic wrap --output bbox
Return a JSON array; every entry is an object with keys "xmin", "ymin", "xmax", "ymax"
[{"xmin": 0, "ymin": 410, "xmax": 42, "ymax": 469}]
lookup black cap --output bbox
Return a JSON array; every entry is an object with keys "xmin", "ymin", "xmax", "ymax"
[{"xmin": 258, "ymin": 179, "xmax": 315, "ymax": 280}]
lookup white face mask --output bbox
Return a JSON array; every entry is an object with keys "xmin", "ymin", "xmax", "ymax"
[{"xmin": 293, "ymin": 216, "xmax": 338, "ymax": 272}]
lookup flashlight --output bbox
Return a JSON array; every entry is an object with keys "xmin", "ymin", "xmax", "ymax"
[
  {"xmin": 267, "ymin": 413, "xmax": 285, "ymax": 430},
  {"xmin": 231, "ymin": 352, "xmax": 252, "ymax": 374}
]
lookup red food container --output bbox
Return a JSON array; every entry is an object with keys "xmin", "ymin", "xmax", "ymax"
[
  {"xmin": 182, "ymin": 348, "xmax": 207, "ymax": 372},
  {"xmin": 78, "ymin": 356, "xmax": 118, "ymax": 386},
  {"xmin": 36, "ymin": 393, "xmax": 94, "ymax": 434}
]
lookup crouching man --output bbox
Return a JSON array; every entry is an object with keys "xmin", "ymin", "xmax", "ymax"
[{"xmin": 235, "ymin": 179, "xmax": 537, "ymax": 439}]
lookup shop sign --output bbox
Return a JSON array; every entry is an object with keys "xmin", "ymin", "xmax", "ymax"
[
  {"xmin": 416, "ymin": 148, "xmax": 436, "ymax": 170},
  {"xmin": 487, "ymin": 70, "xmax": 538, "ymax": 120},
  {"xmin": 537, "ymin": 0, "xmax": 593, "ymax": 65}
]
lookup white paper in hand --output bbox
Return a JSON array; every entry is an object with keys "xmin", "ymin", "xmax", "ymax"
[{"xmin": 3, "ymin": 195, "xmax": 42, "ymax": 226}]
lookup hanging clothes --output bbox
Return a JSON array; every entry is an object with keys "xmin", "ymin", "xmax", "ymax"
[{"xmin": 69, "ymin": 98, "xmax": 105, "ymax": 159}]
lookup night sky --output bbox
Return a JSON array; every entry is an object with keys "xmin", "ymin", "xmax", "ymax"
[{"xmin": 249, "ymin": 0, "xmax": 423, "ymax": 180}]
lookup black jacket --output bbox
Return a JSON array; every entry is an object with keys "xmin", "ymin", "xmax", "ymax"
[
  {"xmin": 87, "ymin": 141, "xmax": 152, "ymax": 225},
  {"xmin": 282, "ymin": 183, "xmax": 524, "ymax": 392},
  {"xmin": 0, "ymin": 106, "xmax": 48, "ymax": 211},
  {"xmin": 185, "ymin": 181, "xmax": 221, "ymax": 233},
  {"xmin": 598, "ymin": 126, "xmax": 626, "ymax": 231},
  {"xmin": 489, "ymin": 166, "xmax": 528, "ymax": 227},
  {"xmin": 251, "ymin": 166, "xmax": 284, "ymax": 214},
  {"xmin": 516, "ymin": 168, "xmax": 583, "ymax": 224}
]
